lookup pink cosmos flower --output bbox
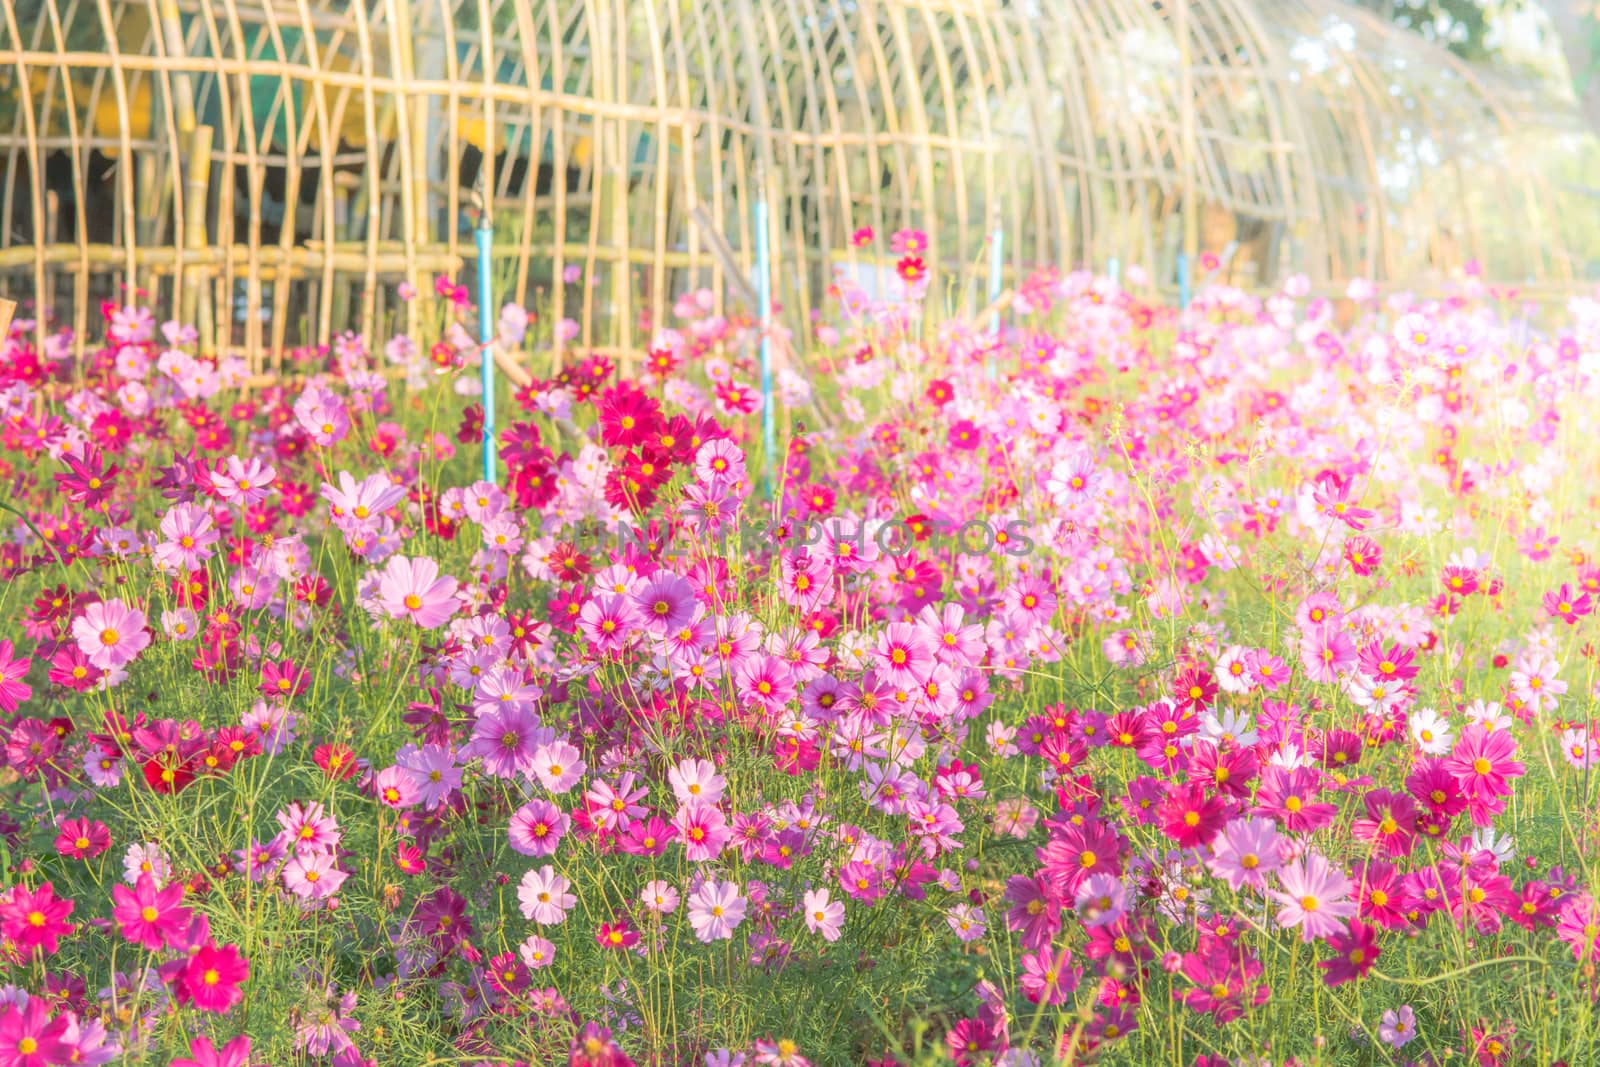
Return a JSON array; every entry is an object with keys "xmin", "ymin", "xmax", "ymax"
[
  {"xmin": 321, "ymin": 470, "xmax": 407, "ymax": 529},
  {"xmin": 1019, "ymin": 946, "xmax": 1078, "ymax": 1005},
  {"xmin": 1206, "ymin": 816, "xmax": 1284, "ymax": 891},
  {"xmin": 687, "ymin": 879, "xmax": 747, "ymax": 942},
  {"xmin": 177, "ymin": 942, "xmax": 249, "ymax": 1013},
  {"xmin": 0, "ymin": 999, "xmax": 72, "ymax": 1067},
  {"xmin": 1508, "ymin": 656, "xmax": 1566, "ymax": 713},
  {"xmin": 111, "ymin": 872, "xmax": 191, "ymax": 950},
  {"xmin": 1318, "ymin": 919, "xmax": 1380, "ymax": 986},
  {"xmin": 0, "ymin": 881, "xmax": 75, "ymax": 954},
  {"xmin": 173, "ymin": 1035, "xmax": 254, "ymax": 1067},
  {"xmin": 1269, "ymin": 852, "xmax": 1357, "ymax": 942},
  {"xmin": 802, "ymin": 888, "xmax": 844, "ymax": 941},
  {"xmin": 694, "ymin": 438, "xmax": 746, "ymax": 485},
  {"xmin": 464, "ymin": 706, "xmax": 545, "ymax": 780},
  {"xmin": 0, "ymin": 640, "xmax": 32, "ymax": 714},
  {"xmin": 1556, "ymin": 894, "xmax": 1600, "ymax": 962},
  {"xmin": 1444, "ymin": 724, "xmax": 1525, "ymax": 805},
  {"xmin": 283, "ymin": 852, "xmax": 349, "ymax": 900},
  {"xmin": 632, "ymin": 572, "xmax": 698, "ymax": 634},
  {"xmin": 509, "ymin": 799, "xmax": 570, "ymax": 857},
  {"xmin": 875, "ymin": 621, "xmax": 937, "ymax": 687},
  {"xmin": 667, "ymin": 758, "xmax": 726, "ymax": 808},
  {"xmin": 377, "ymin": 556, "xmax": 460, "ymax": 629},
  {"xmin": 673, "ymin": 804, "xmax": 731, "ymax": 862},
  {"xmin": 576, "ymin": 594, "xmax": 642, "ymax": 654},
  {"xmin": 519, "ymin": 934, "xmax": 556, "ymax": 969},
  {"xmin": 518, "ymin": 865, "xmax": 576, "ymax": 925},
  {"xmin": 1073, "ymin": 873, "xmax": 1127, "ymax": 927},
  {"xmin": 531, "ymin": 740, "xmax": 586, "ymax": 793},
  {"xmin": 372, "ymin": 765, "xmax": 419, "ymax": 808},
  {"xmin": 736, "ymin": 654, "xmax": 797, "ymax": 713},
  {"xmin": 945, "ymin": 903, "xmax": 986, "ymax": 942},
  {"xmin": 294, "ymin": 386, "xmax": 351, "ymax": 447},
  {"xmin": 1378, "ymin": 1004, "xmax": 1417, "ymax": 1049},
  {"xmin": 397, "ymin": 743, "xmax": 462, "ymax": 809},
  {"xmin": 586, "ymin": 773, "xmax": 650, "ymax": 832},
  {"xmin": 71, "ymin": 598, "xmax": 150, "ymax": 669},
  {"xmin": 641, "ymin": 880, "xmax": 680, "ymax": 914},
  {"xmin": 123, "ymin": 842, "xmax": 172, "ymax": 886},
  {"xmin": 211, "ymin": 455, "xmax": 276, "ymax": 506},
  {"xmin": 276, "ymin": 801, "xmax": 342, "ymax": 855},
  {"xmin": 54, "ymin": 817, "xmax": 111, "ymax": 859}
]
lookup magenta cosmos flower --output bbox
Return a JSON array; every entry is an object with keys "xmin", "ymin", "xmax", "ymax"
[
  {"xmin": 377, "ymin": 556, "xmax": 460, "ymax": 629},
  {"xmin": 71, "ymin": 599, "xmax": 150, "ymax": 669},
  {"xmin": 0, "ymin": 640, "xmax": 32, "ymax": 714},
  {"xmin": 177, "ymin": 942, "xmax": 249, "ymax": 1013},
  {"xmin": 111, "ymin": 872, "xmax": 191, "ymax": 951},
  {"xmin": 172, "ymin": 1035, "xmax": 253, "ymax": 1067},
  {"xmin": 0, "ymin": 998, "xmax": 72, "ymax": 1067},
  {"xmin": 0, "ymin": 881, "xmax": 75, "ymax": 955},
  {"xmin": 1443, "ymin": 724, "xmax": 1524, "ymax": 804},
  {"xmin": 509, "ymin": 799, "xmax": 570, "ymax": 857}
]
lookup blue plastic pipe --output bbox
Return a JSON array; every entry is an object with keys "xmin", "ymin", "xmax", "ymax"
[
  {"xmin": 989, "ymin": 224, "xmax": 1004, "ymax": 336},
  {"xmin": 477, "ymin": 220, "xmax": 497, "ymax": 485},
  {"xmin": 755, "ymin": 196, "xmax": 776, "ymax": 501}
]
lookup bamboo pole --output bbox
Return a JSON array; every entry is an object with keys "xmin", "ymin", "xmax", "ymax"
[{"xmin": 180, "ymin": 124, "xmax": 213, "ymax": 336}]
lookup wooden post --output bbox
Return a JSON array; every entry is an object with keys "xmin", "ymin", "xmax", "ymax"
[
  {"xmin": 181, "ymin": 125, "xmax": 213, "ymax": 339},
  {"xmin": 44, "ymin": 191, "xmax": 59, "ymax": 315},
  {"xmin": 332, "ymin": 171, "xmax": 358, "ymax": 330}
]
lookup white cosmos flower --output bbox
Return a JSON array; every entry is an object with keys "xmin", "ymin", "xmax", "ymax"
[{"xmin": 1408, "ymin": 707, "xmax": 1453, "ymax": 756}]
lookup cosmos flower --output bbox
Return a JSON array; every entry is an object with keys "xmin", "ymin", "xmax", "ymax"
[
  {"xmin": 71, "ymin": 599, "xmax": 150, "ymax": 669},
  {"xmin": 1269, "ymin": 852, "xmax": 1357, "ymax": 942},
  {"xmin": 519, "ymin": 865, "xmax": 576, "ymax": 925},
  {"xmin": 687, "ymin": 879, "xmax": 747, "ymax": 942},
  {"xmin": 376, "ymin": 556, "xmax": 461, "ymax": 629}
]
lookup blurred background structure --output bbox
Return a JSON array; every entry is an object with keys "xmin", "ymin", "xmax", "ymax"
[{"xmin": 0, "ymin": 0, "xmax": 1597, "ymax": 368}]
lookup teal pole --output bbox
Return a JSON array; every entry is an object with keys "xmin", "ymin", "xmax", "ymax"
[
  {"xmin": 988, "ymin": 223, "xmax": 1004, "ymax": 335},
  {"xmin": 1177, "ymin": 253, "xmax": 1192, "ymax": 311},
  {"xmin": 477, "ymin": 219, "xmax": 497, "ymax": 485},
  {"xmin": 1108, "ymin": 257, "xmax": 1120, "ymax": 287},
  {"xmin": 755, "ymin": 193, "xmax": 775, "ymax": 500}
]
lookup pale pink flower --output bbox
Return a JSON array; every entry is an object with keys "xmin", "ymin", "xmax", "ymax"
[
  {"xmin": 668, "ymin": 758, "xmax": 726, "ymax": 808},
  {"xmin": 687, "ymin": 879, "xmax": 747, "ymax": 942},
  {"xmin": 72, "ymin": 599, "xmax": 151, "ymax": 669},
  {"xmin": 802, "ymin": 888, "xmax": 844, "ymax": 941},
  {"xmin": 518, "ymin": 865, "xmax": 576, "ymax": 925},
  {"xmin": 211, "ymin": 455, "xmax": 276, "ymax": 506},
  {"xmin": 377, "ymin": 556, "xmax": 460, "ymax": 629},
  {"xmin": 531, "ymin": 741, "xmax": 586, "ymax": 794}
]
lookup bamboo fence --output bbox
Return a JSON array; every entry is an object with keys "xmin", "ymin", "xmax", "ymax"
[{"xmin": 0, "ymin": 0, "xmax": 1595, "ymax": 374}]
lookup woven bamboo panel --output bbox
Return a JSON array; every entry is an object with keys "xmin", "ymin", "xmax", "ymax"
[{"xmin": 0, "ymin": 0, "xmax": 1593, "ymax": 372}]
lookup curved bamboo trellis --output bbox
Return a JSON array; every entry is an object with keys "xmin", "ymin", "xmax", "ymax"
[{"xmin": 0, "ymin": 0, "xmax": 1594, "ymax": 371}]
